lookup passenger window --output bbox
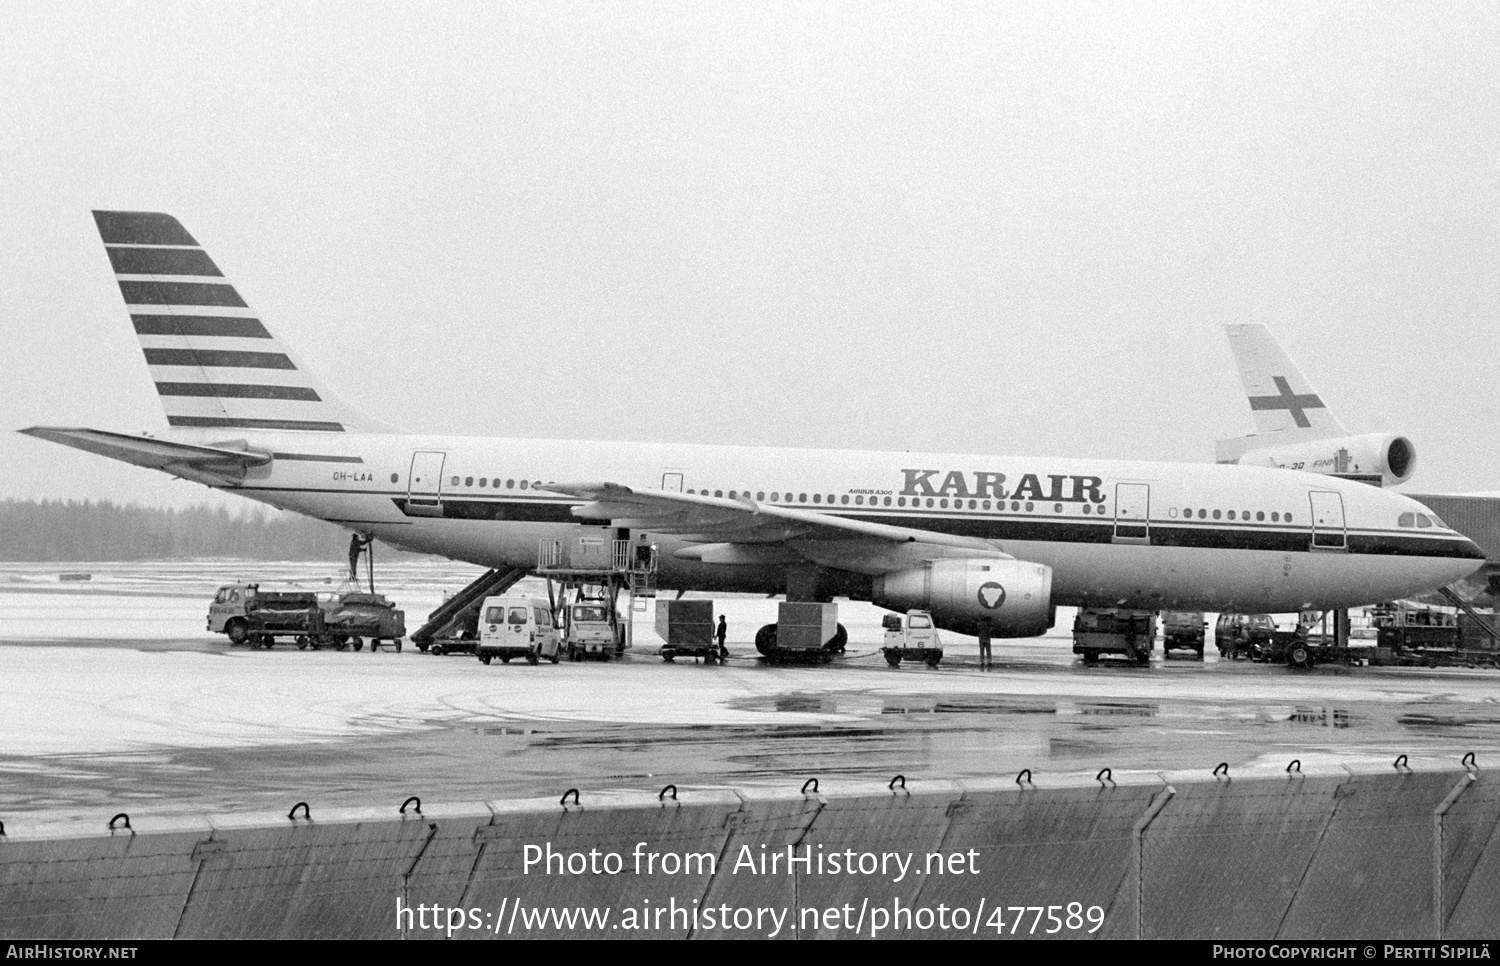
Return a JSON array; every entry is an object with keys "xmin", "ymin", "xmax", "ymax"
[
  {"xmin": 508, "ymin": 607, "xmax": 528, "ymax": 624},
  {"xmin": 485, "ymin": 607, "xmax": 503, "ymax": 623},
  {"xmin": 813, "ymin": 494, "xmax": 822, "ymax": 503}
]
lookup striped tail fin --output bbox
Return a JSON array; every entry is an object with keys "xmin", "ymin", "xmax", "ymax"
[{"xmin": 93, "ymin": 210, "xmax": 389, "ymax": 435}]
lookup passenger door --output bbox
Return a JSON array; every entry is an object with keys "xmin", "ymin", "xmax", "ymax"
[
  {"xmin": 1114, "ymin": 483, "xmax": 1151, "ymax": 544},
  {"xmin": 1309, "ymin": 491, "xmax": 1346, "ymax": 550},
  {"xmin": 407, "ymin": 451, "xmax": 447, "ymax": 516}
]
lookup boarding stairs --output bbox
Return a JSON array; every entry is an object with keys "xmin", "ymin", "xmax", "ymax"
[{"xmin": 410, "ymin": 567, "xmax": 528, "ymax": 644}]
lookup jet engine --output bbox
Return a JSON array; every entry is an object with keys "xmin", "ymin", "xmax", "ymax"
[
  {"xmin": 1230, "ymin": 432, "xmax": 1415, "ymax": 486},
  {"xmin": 870, "ymin": 558, "xmax": 1053, "ymax": 638}
]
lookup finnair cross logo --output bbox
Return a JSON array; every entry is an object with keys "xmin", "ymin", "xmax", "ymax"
[{"xmin": 1248, "ymin": 376, "xmax": 1325, "ymax": 429}]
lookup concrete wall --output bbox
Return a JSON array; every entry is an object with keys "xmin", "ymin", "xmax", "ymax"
[{"xmin": 2, "ymin": 765, "xmax": 1495, "ymax": 940}]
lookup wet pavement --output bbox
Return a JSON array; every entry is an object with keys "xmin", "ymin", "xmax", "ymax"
[{"xmin": 2, "ymin": 562, "xmax": 1498, "ymax": 826}]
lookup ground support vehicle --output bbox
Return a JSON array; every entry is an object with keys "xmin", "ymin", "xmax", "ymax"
[
  {"xmin": 317, "ymin": 592, "xmax": 405, "ymax": 652},
  {"xmin": 1073, "ymin": 609, "xmax": 1156, "ymax": 666},
  {"xmin": 475, "ymin": 595, "xmax": 561, "ymax": 666},
  {"xmin": 241, "ymin": 592, "xmax": 325, "ymax": 649},
  {"xmin": 411, "ymin": 568, "xmax": 527, "ymax": 654},
  {"xmin": 1215, "ymin": 613, "xmax": 1278, "ymax": 661},
  {"xmin": 880, "ymin": 611, "xmax": 943, "ymax": 667},
  {"xmin": 654, "ymin": 599, "xmax": 725, "ymax": 664},
  {"xmin": 560, "ymin": 585, "xmax": 627, "ymax": 661},
  {"xmin": 1160, "ymin": 611, "xmax": 1206, "ymax": 658},
  {"xmin": 426, "ymin": 632, "xmax": 478, "ymax": 657},
  {"xmin": 755, "ymin": 602, "xmax": 846, "ymax": 663},
  {"xmin": 1367, "ymin": 603, "xmax": 1500, "ymax": 668}
]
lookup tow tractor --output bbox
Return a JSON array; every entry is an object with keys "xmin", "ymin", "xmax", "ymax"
[
  {"xmin": 880, "ymin": 610, "xmax": 943, "ymax": 667},
  {"xmin": 564, "ymin": 592, "xmax": 626, "ymax": 661}
]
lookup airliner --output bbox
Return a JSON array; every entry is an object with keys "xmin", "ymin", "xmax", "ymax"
[
  {"xmin": 1216, "ymin": 323, "xmax": 1416, "ymax": 487},
  {"xmin": 18, "ymin": 212, "xmax": 1484, "ymax": 638}
]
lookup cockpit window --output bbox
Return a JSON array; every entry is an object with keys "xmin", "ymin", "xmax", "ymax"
[
  {"xmin": 1398, "ymin": 512, "xmax": 1415, "ymax": 528},
  {"xmin": 1416, "ymin": 514, "xmax": 1433, "ymax": 529},
  {"xmin": 1426, "ymin": 512, "xmax": 1448, "ymax": 529}
]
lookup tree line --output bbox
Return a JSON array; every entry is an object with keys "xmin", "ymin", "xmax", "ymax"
[{"xmin": 0, "ymin": 498, "xmax": 405, "ymax": 562}]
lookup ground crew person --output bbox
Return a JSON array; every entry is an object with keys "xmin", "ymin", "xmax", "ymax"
[
  {"xmin": 716, "ymin": 615, "xmax": 728, "ymax": 657},
  {"xmin": 978, "ymin": 628, "xmax": 993, "ymax": 667},
  {"xmin": 348, "ymin": 533, "xmax": 371, "ymax": 582}
]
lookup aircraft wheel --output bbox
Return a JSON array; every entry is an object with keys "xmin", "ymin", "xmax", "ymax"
[
  {"xmin": 755, "ymin": 624, "xmax": 777, "ymax": 656},
  {"xmin": 226, "ymin": 620, "xmax": 249, "ymax": 646}
]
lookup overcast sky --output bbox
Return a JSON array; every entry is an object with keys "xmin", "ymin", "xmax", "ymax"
[{"xmin": 2, "ymin": 1, "xmax": 1497, "ymax": 510}]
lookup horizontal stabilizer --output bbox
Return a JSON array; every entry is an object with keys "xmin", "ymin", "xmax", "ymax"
[{"xmin": 19, "ymin": 426, "xmax": 270, "ymax": 475}]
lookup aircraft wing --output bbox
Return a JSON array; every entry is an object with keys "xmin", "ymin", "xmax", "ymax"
[
  {"xmin": 18, "ymin": 427, "xmax": 270, "ymax": 484},
  {"xmin": 550, "ymin": 482, "xmax": 1009, "ymax": 574}
]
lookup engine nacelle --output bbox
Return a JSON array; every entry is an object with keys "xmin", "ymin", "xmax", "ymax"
[
  {"xmin": 1220, "ymin": 432, "xmax": 1415, "ymax": 487},
  {"xmin": 871, "ymin": 558, "xmax": 1053, "ymax": 638}
]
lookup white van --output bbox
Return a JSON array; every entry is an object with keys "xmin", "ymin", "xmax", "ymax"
[{"xmin": 476, "ymin": 596, "xmax": 561, "ymax": 665}]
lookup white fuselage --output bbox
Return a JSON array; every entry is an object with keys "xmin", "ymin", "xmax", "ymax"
[{"xmin": 206, "ymin": 430, "xmax": 1483, "ymax": 614}]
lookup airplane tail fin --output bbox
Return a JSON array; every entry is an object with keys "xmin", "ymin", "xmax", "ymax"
[
  {"xmin": 1224, "ymin": 323, "xmax": 1347, "ymax": 440},
  {"xmin": 92, "ymin": 210, "xmax": 391, "ymax": 436}
]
